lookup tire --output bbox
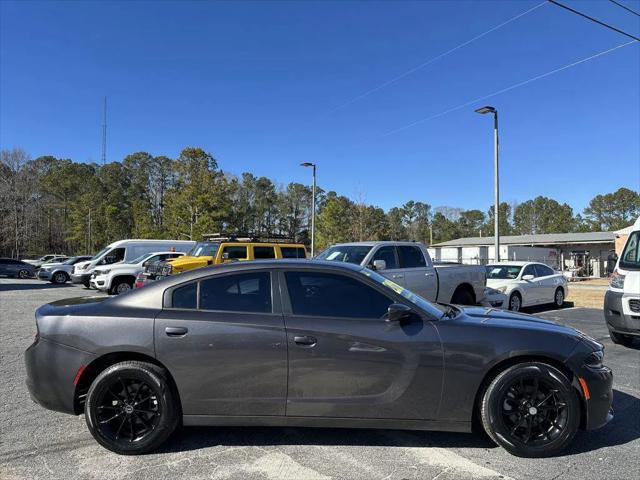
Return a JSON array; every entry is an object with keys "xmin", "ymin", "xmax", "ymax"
[
  {"xmin": 508, "ymin": 292, "xmax": 522, "ymax": 312},
  {"xmin": 553, "ymin": 288, "xmax": 565, "ymax": 308},
  {"xmin": 18, "ymin": 269, "xmax": 30, "ymax": 279},
  {"xmin": 111, "ymin": 279, "xmax": 133, "ymax": 295},
  {"xmin": 480, "ymin": 362, "xmax": 580, "ymax": 458},
  {"xmin": 610, "ymin": 330, "xmax": 635, "ymax": 347},
  {"xmin": 51, "ymin": 271, "xmax": 69, "ymax": 284},
  {"xmin": 451, "ymin": 288, "xmax": 475, "ymax": 306},
  {"xmin": 85, "ymin": 361, "xmax": 179, "ymax": 455}
]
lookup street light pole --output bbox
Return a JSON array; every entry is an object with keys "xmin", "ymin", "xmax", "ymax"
[
  {"xmin": 475, "ymin": 106, "xmax": 500, "ymax": 262},
  {"xmin": 300, "ymin": 162, "xmax": 317, "ymax": 257}
]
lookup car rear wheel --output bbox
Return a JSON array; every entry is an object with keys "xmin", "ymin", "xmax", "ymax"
[
  {"xmin": 85, "ymin": 361, "xmax": 179, "ymax": 455},
  {"xmin": 52, "ymin": 271, "xmax": 69, "ymax": 284},
  {"xmin": 610, "ymin": 331, "xmax": 635, "ymax": 347},
  {"xmin": 508, "ymin": 292, "xmax": 522, "ymax": 312},
  {"xmin": 480, "ymin": 362, "xmax": 580, "ymax": 457},
  {"xmin": 18, "ymin": 269, "xmax": 30, "ymax": 279},
  {"xmin": 553, "ymin": 288, "xmax": 564, "ymax": 308}
]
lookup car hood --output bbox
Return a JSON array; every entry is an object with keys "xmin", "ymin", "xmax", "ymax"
[
  {"xmin": 458, "ymin": 306, "xmax": 581, "ymax": 337},
  {"xmin": 168, "ymin": 256, "xmax": 210, "ymax": 267}
]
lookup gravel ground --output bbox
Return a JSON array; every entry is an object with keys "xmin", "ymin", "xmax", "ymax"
[{"xmin": 1, "ymin": 278, "xmax": 638, "ymax": 480}]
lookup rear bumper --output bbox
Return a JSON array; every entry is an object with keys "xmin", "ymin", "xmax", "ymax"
[
  {"xmin": 604, "ymin": 290, "xmax": 640, "ymax": 336},
  {"xmin": 25, "ymin": 337, "xmax": 97, "ymax": 415}
]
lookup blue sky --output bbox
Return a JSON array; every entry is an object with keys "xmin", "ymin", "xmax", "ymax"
[{"xmin": 1, "ymin": 0, "xmax": 639, "ymax": 214}]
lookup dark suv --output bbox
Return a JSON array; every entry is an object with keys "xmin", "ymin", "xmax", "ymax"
[{"xmin": 0, "ymin": 258, "xmax": 36, "ymax": 278}]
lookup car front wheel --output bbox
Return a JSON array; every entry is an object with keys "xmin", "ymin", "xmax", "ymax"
[
  {"xmin": 52, "ymin": 271, "xmax": 68, "ymax": 284},
  {"xmin": 85, "ymin": 361, "xmax": 180, "ymax": 455},
  {"xmin": 18, "ymin": 269, "xmax": 30, "ymax": 279},
  {"xmin": 480, "ymin": 362, "xmax": 580, "ymax": 457},
  {"xmin": 508, "ymin": 292, "xmax": 522, "ymax": 312}
]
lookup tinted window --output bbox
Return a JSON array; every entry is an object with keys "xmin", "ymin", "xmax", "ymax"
[
  {"xmin": 281, "ymin": 247, "xmax": 306, "ymax": 259},
  {"xmin": 397, "ymin": 246, "xmax": 426, "ymax": 268},
  {"xmin": 222, "ymin": 246, "xmax": 247, "ymax": 260},
  {"xmin": 534, "ymin": 264, "xmax": 554, "ymax": 277},
  {"xmin": 371, "ymin": 246, "xmax": 398, "ymax": 269},
  {"xmin": 101, "ymin": 247, "xmax": 125, "ymax": 265},
  {"xmin": 173, "ymin": 283, "xmax": 197, "ymax": 309},
  {"xmin": 253, "ymin": 246, "xmax": 276, "ymax": 259},
  {"xmin": 200, "ymin": 272, "xmax": 271, "ymax": 313},
  {"xmin": 522, "ymin": 265, "xmax": 537, "ymax": 277},
  {"xmin": 285, "ymin": 271, "xmax": 393, "ymax": 319}
]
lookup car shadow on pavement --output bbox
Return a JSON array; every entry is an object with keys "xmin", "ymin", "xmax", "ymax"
[
  {"xmin": 0, "ymin": 282, "xmax": 74, "ymax": 292},
  {"xmin": 159, "ymin": 426, "xmax": 495, "ymax": 455},
  {"xmin": 522, "ymin": 302, "xmax": 576, "ymax": 315},
  {"xmin": 158, "ymin": 389, "xmax": 639, "ymax": 456}
]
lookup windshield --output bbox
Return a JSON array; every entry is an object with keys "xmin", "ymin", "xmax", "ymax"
[
  {"xmin": 62, "ymin": 257, "xmax": 80, "ymax": 265},
  {"xmin": 91, "ymin": 247, "xmax": 110, "ymax": 262},
  {"xmin": 187, "ymin": 242, "xmax": 220, "ymax": 257},
  {"xmin": 486, "ymin": 265, "xmax": 522, "ymax": 279},
  {"xmin": 316, "ymin": 245, "xmax": 372, "ymax": 264},
  {"xmin": 362, "ymin": 268, "xmax": 448, "ymax": 318},
  {"xmin": 620, "ymin": 231, "xmax": 640, "ymax": 270}
]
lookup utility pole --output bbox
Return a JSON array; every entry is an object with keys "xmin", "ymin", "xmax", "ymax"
[
  {"xmin": 101, "ymin": 97, "xmax": 107, "ymax": 165},
  {"xmin": 87, "ymin": 209, "xmax": 92, "ymax": 254},
  {"xmin": 300, "ymin": 162, "xmax": 317, "ymax": 256}
]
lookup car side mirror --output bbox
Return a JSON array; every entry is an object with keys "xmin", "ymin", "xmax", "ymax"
[
  {"xmin": 522, "ymin": 274, "xmax": 534, "ymax": 281},
  {"xmin": 221, "ymin": 252, "xmax": 230, "ymax": 260},
  {"xmin": 373, "ymin": 259, "xmax": 387, "ymax": 271},
  {"xmin": 386, "ymin": 303, "xmax": 412, "ymax": 322}
]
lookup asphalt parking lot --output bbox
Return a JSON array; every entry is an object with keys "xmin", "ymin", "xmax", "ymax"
[{"xmin": 1, "ymin": 278, "xmax": 638, "ymax": 480}]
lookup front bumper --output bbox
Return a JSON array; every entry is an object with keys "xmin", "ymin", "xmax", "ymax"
[
  {"xmin": 604, "ymin": 290, "xmax": 640, "ymax": 336},
  {"xmin": 577, "ymin": 363, "xmax": 614, "ymax": 430},
  {"xmin": 25, "ymin": 337, "xmax": 97, "ymax": 415},
  {"xmin": 71, "ymin": 272, "xmax": 91, "ymax": 287},
  {"xmin": 89, "ymin": 276, "xmax": 108, "ymax": 291},
  {"xmin": 480, "ymin": 290, "xmax": 507, "ymax": 308}
]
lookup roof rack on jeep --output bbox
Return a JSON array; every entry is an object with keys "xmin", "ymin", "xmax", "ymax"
[{"xmin": 202, "ymin": 232, "xmax": 298, "ymax": 244}]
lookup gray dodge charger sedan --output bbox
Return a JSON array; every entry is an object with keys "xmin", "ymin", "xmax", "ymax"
[{"xmin": 25, "ymin": 260, "xmax": 613, "ymax": 457}]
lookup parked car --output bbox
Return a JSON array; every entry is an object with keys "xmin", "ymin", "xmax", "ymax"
[
  {"xmin": 22, "ymin": 254, "xmax": 68, "ymax": 268},
  {"xmin": 0, "ymin": 258, "xmax": 36, "ymax": 278},
  {"xmin": 480, "ymin": 286, "xmax": 508, "ymax": 308},
  {"xmin": 38, "ymin": 256, "xmax": 94, "ymax": 284},
  {"xmin": 605, "ymin": 216, "xmax": 640, "ymax": 346},
  {"xmin": 485, "ymin": 262, "xmax": 568, "ymax": 312},
  {"xmin": 154, "ymin": 238, "xmax": 307, "ymax": 278},
  {"xmin": 70, "ymin": 239, "xmax": 195, "ymax": 288},
  {"xmin": 316, "ymin": 241, "xmax": 485, "ymax": 305},
  {"xmin": 90, "ymin": 251, "xmax": 185, "ymax": 294},
  {"xmin": 26, "ymin": 260, "xmax": 612, "ymax": 457}
]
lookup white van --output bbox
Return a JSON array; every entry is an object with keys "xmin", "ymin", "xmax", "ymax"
[
  {"xmin": 604, "ymin": 217, "xmax": 640, "ymax": 346},
  {"xmin": 71, "ymin": 239, "xmax": 195, "ymax": 288}
]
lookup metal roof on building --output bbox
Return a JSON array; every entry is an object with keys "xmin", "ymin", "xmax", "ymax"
[{"xmin": 432, "ymin": 231, "xmax": 616, "ymax": 247}]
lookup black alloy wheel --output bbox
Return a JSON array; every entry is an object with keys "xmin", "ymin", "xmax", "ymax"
[
  {"xmin": 85, "ymin": 361, "xmax": 179, "ymax": 454},
  {"xmin": 481, "ymin": 362, "xmax": 580, "ymax": 457},
  {"xmin": 18, "ymin": 269, "xmax": 30, "ymax": 279}
]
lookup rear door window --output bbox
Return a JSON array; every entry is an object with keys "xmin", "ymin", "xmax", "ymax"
[
  {"xmin": 397, "ymin": 246, "xmax": 426, "ymax": 268},
  {"xmin": 253, "ymin": 246, "xmax": 276, "ymax": 259},
  {"xmin": 281, "ymin": 247, "xmax": 306, "ymax": 259},
  {"xmin": 222, "ymin": 246, "xmax": 248, "ymax": 260},
  {"xmin": 172, "ymin": 282, "xmax": 197, "ymax": 309},
  {"xmin": 200, "ymin": 272, "xmax": 272, "ymax": 313}
]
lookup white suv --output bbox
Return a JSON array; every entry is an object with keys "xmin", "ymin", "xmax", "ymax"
[{"xmin": 90, "ymin": 251, "xmax": 185, "ymax": 294}]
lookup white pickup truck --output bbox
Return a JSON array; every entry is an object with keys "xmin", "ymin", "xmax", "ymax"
[{"xmin": 316, "ymin": 241, "xmax": 486, "ymax": 305}]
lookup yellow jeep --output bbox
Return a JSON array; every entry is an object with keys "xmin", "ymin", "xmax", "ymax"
[{"xmin": 158, "ymin": 236, "xmax": 307, "ymax": 276}]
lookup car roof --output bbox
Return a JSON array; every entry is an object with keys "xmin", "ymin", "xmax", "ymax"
[{"xmin": 327, "ymin": 241, "xmax": 425, "ymax": 247}]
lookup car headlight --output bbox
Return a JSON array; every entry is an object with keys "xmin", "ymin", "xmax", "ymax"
[
  {"xmin": 496, "ymin": 286, "xmax": 507, "ymax": 293},
  {"xmin": 584, "ymin": 349, "xmax": 604, "ymax": 369},
  {"xmin": 610, "ymin": 270, "xmax": 625, "ymax": 289}
]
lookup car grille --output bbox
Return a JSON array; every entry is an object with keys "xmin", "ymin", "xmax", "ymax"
[{"xmin": 630, "ymin": 299, "xmax": 640, "ymax": 313}]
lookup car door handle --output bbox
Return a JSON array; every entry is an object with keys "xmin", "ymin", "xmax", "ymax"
[
  {"xmin": 391, "ymin": 274, "xmax": 403, "ymax": 279},
  {"xmin": 294, "ymin": 335, "xmax": 317, "ymax": 346},
  {"xmin": 165, "ymin": 326, "xmax": 188, "ymax": 337}
]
